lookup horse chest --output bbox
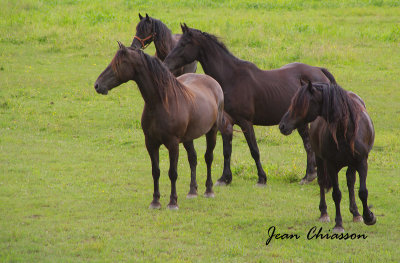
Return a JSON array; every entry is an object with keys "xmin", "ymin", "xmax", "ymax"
[
  {"xmin": 311, "ymin": 131, "xmax": 358, "ymax": 167},
  {"xmin": 142, "ymin": 110, "xmax": 191, "ymax": 142}
]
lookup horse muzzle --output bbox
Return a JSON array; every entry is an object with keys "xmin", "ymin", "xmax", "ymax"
[
  {"xmin": 279, "ymin": 122, "xmax": 293, "ymax": 136},
  {"xmin": 94, "ymin": 83, "xmax": 108, "ymax": 95}
]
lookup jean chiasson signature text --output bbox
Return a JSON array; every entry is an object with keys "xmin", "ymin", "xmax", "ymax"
[{"xmin": 266, "ymin": 226, "xmax": 367, "ymax": 246}]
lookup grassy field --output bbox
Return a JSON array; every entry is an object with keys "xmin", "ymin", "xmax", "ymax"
[{"xmin": 1, "ymin": 0, "xmax": 400, "ymax": 262}]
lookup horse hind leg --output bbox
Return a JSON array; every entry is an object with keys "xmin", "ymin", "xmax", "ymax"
[
  {"xmin": 357, "ymin": 159, "xmax": 376, "ymax": 225},
  {"xmin": 204, "ymin": 125, "xmax": 217, "ymax": 197},
  {"xmin": 237, "ymin": 119, "xmax": 267, "ymax": 186},
  {"xmin": 183, "ymin": 140, "xmax": 198, "ymax": 199},
  {"xmin": 297, "ymin": 125, "xmax": 317, "ymax": 184},
  {"xmin": 346, "ymin": 166, "xmax": 363, "ymax": 222}
]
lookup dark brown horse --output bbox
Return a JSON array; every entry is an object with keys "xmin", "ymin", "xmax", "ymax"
[
  {"xmin": 94, "ymin": 42, "xmax": 225, "ymax": 210},
  {"xmin": 131, "ymin": 14, "xmax": 197, "ymax": 77},
  {"xmin": 164, "ymin": 24, "xmax": 337, "ymax": 186},
  {"xmin": 279, "ymin": 81, "xmax": 376, "ymax": 232}
]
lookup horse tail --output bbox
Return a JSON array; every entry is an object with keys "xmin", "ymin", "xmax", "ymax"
[
  {"xmin": 319, "ymin": 67, "xmax": 337, "ymax": 85},
  {"xmin": 216, "ymin": 101, "xmax": 226, "ymax": 134},
  {"xmin": 216, "ymin": 103, "xmax": 233, "ymax": 135},
  {"xmin": 318, "ymin": 160, "xmax": 332, "ymax": 191}
]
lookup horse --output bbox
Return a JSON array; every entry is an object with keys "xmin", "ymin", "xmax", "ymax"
[
  {"xmin": 131, "ymin": 13, "xmax": 197, "ymax": 77},
  {"xmin": 94, "ymin": 42, "xmax": 225, "ymax": 210},
  {"xmin": 164, "ymin": 24, "xmax": 338, "ymax": 186},
  {"xmin": 279, "ymin": 81, "xmax": 376, "ymax": 232}
]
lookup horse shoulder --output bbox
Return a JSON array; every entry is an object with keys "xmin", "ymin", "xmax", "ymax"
[{"xmin": 310, "ymin": 117, "xmax": 332, "ymax": 158}]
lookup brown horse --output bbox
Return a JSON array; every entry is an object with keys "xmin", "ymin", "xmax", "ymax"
[
  {"xmin": 279, "ymin": 81, "xmax": 376, "ymax": 232},
  {"xmin": 94, "ymin": 42, "xmax": 225, "ymax": 210},
  {"xmin": 131, "ymin": 14, "xmax": 197, "ymax": 77},
  {"xmin": 164, "ymin": 24, "xmax": 337, "ymax": 186}
]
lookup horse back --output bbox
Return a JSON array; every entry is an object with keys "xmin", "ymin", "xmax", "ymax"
[{"xmin": 226, "ymin": 62, "xmax": 332, "ymax": 125}]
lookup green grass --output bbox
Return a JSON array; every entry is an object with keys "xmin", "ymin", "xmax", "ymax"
[{"xmin": 1, "ymin": 0, "xmax": 400, "ymax": 262}]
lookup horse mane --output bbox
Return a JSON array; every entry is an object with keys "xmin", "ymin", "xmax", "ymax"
[
  {"xmin": 111, "ymin": 48, "xmax": 193, "ymax": 110},
  {"xmin": 187, "ymin": 28, "xmax": 243, "ymax": 63},
  {"xmin": 141, "ymin": 51, "xmax": 195, "ymax": 109},
  {"xmin": 292, "ymin": 83, "xmax": 362, "ymax": 153},
  {"xmin": 137, "ymin": 17, "xmax": 174, "ymax": 59}
]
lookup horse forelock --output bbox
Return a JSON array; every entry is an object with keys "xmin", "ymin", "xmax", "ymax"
[{"xmin": 289, "ymin": 85, "xmax": 310, "ymax": 119}]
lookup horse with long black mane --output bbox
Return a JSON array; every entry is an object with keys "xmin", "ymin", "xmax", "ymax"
[
  {"xmin": 131, "ymin": 14, "xmax": 197, "ymax": 77},
  {"xmin": 94, "ymin": 42, "xmax": 225, "ymax": 210},
  {"xmin": 279, "ymin": 81, "xmax": 376, "ymax": 232},
  {"xmin": 164, "ymin": 24, "xmax": 337, "ymax": 186}
]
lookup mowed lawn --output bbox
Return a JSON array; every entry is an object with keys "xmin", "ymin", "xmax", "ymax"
[{"xmin": 1, "ymin": 0, "xmax": 400, "ymax": 262}]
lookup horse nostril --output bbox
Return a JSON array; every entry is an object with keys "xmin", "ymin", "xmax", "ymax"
[
  {"xmin": 94, "ymin": 83, "xmax": 99, "ymax": 90},
  {"xmin": 279, "ymin": 123, "xmax": 285, "ymax": 131}
]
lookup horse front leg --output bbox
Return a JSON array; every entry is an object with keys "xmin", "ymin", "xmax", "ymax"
[
  {"xmin": 327, "ymin": 163, "xmax": 344, "ymax": 233},
  {"xmin": 357, "ymin": 159, "xmax": 376, "ymax": 225},
  {"xmin": 346, "ymin": 166, "xmax": 363, "ymax": 222},
  {"xmin": 317, "ymin": 157, "xmax": 330, "ymax": 222},
  {"xmin": 297, "ymin": 124, "xmax": 317, "ymax": 184},
  {"xmin": 183, "ymin": 140, "xmax": 198, "ymax": 199},
  {"xmin": 166, "ymin": 139, "xmax": 180, "ymax": 210},
  {"xmin": 204, "ymin": 125, "xmax": 217, "ymax": 197},
  {"xmin": 145, "ymin": 137, "xmax": 161, "ymax": 209},
  {"xmin": 237, "ymin": 119, "xmax": 267, "ymax": 186}
]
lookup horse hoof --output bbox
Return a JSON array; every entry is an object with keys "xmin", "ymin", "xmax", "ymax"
[
  {"xmin": 319, "ymin": 214, "xmax": 330, "ymax": 222},
  {"xmin": 255, "ymin": 183, "xmax": 267, "ymax": 188},
  {"xmin": 363, "ymin": 214, "xmax": 377, "ymax": 225},
  {"xmin": 167, "ymin": 204, "xmax": 179, "ymax": 210},
  {"xmin": 333, "ymin": 226, "xmax": 345, "ymax": 233},
  {"xmin": 307, "ymin": 172, "xmax": 317, "ymax": 181},
  {"xmin": 299, "ymin": 178, "xmax": 308, "ymax": 185},
  {"xmin": 149, "ymin": 202, "xmax": 161, "ymax": 209},
  {"xmin": 215, "ymin": 181, "xmax": 227, "ymax": 186},
  {"xmin": 186, "ymin": 193, "xmax": 198, "ymax": 199},
  {"xmin": 353, "ymin": 216, "xmax": 363, "ymax": 223},
  {"xmin": 299, "ymin": 173, "xmax": 317, "ymax": 185},
  {"xmin": 204, "ymin": 192, "xmax": 215, "ymax": 198}
]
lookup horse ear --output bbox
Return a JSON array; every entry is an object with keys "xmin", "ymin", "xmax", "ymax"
[
  {"xmin": 180, "ymin": 23, "xmax": 186, "ymax": 33},
  {"xmin": 307, "ymin": 81, "xmax": 316, "ymax": 94},
  {"xmin": 145, "ymin": 13, "xmax": 150, "ymax": 21},
  {"xmin": 117, "ymin": 41, "xmax": 126, "ymax": 50},
  {"xmin": 139, "ymin": 13, "xmax": 143, "ymax": 20},
  {"xmin": 183, "ymin": 23, "xmax": 191, "ymax": 35}
]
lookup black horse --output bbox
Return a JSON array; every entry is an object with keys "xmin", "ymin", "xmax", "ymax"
[
  {"xmin": 131, "ymin": 14, "xmax": 197, "ymax": 77},
  {"xmin": 164, "ymin": 24, "xmax": 337, "ymax": 186},
  {"xmin": 279, "ymin": 81, "xmax": 376, "ymax": 232}
]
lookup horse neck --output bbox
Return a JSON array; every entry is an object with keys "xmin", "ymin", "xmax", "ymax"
[
  {"xmin": 133, "ymin": 67, "xmax": 163, "ymax": 107},
  {"xmin": 198, "ymin": 43, "xmax": 238, "ymax": 87},
  {"xmin": 153, "ymin": 23, "xmax": 174, "ymax": 60}
]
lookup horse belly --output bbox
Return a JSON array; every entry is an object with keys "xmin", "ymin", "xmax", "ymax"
[{"xmin": 182, "ymin": 103, "xmax": 217, "ymax": 142}]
